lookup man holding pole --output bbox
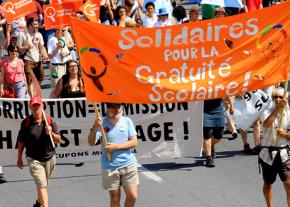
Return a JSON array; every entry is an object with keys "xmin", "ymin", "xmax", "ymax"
[
  {"xmin": 260, "ymin": 87, "xmax": 290, "ymax": 207},
  {"xmin": 88, "ymin": 103, "xmax": 139, "ymax": 207},
  {"xmin": 17, "ymin": 96, "xmax": 61, "ymax": 207}
]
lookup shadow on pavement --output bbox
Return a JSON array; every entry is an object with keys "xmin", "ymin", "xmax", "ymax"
[
  {"xmin": 5, "ymin": 174, "xmax": 102, "ymax": 183},
  {"xmin": 141, "ymin": 162, "xmax": 201, "ymax": 172}
]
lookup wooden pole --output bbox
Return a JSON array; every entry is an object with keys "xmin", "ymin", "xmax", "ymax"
[
  {"xmin": 93, "ymin": 103, "xmax": 112, "ymax": 162},
  {"xmin": 42, "ymin": 109, "xmax": 56, "ymax": 149}
]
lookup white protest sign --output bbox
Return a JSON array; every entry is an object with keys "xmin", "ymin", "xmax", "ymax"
[
  {"xmin": 231, "ymin": 90, "xmax": 271, "ymax": 130},
  {"xmin": 0, "ymin": 98, "xmax": 203, "ymax": 165}
]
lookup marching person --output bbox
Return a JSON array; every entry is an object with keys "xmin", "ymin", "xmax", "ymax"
[
  {"xmin": 203, "ymin": 97, "xmax": 234, "ymax": 167},
  {"xmin": 260, "ymin": 87, "xmax": 290, "ymax": 207},
  {"xmin": 0, "ymin": 44, "xmax": 28, "ymax": 98},
  {"xmin": 183, "ymin": 5, "xmax": 201, "ymax": 23},
  {"xmin": 47, "ymin": 28, "xmax": 70, "ymax": 89},
  {"xmin": 51, "ymin": 60, "xmax": 85, "ymax": 98},
  {"xmin": 17, "ymin": 18, "xmax": 49, "ymax": 95},
  {"xmin": 142, "ymin": 2, "xmax": 158, "ymax": 28},
  {"xmin": 17, "ymin": 96, "xmax": 61, "ymax": 207},
  {"xmin": 88, "ymin": 103, "xmax": 139, "ymax": 207},
  {"xmin": 153, "ymin": 7, "xmax": 172, "ymax": 27}
]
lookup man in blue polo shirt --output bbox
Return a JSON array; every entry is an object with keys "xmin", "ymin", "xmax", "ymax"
[{"xmin": 88, "ymin": 103, "xmax": 138, "ymax": 207}]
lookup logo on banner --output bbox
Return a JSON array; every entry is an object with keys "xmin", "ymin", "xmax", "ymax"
[
  {"xmin": 45, "ymin": 6, "xmax": 56, "ymax": 22},
  {"xmin": 84, "ymin": 4, "xmax": 96, "ymax": 17},
  {"xmin": 3, "ymin": 2, "xmax": 16, "ymax": 14},
  {"xmin": 80, "ymin": 47, "xmax": 108, "ymax": 93}
]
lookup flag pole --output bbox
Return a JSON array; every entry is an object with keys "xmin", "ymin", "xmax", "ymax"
[
  {"xmin": 42, "ymin": 110, "xmax": 56, "ymax": 149},
  {"xmin": 26, "ymin": 64, "xmax": 55, "ymax": 149},
  {"xmin": 93, "ymin": 103, "xmax": 112, "ymax": 162}
]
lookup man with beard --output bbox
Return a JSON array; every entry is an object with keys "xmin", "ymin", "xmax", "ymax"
[{"xmin": 88, "ymin": 103, "xmax": 139, "ymax": 207}]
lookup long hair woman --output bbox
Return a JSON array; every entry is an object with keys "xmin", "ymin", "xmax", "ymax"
[{"xmin": 51, "ymin": 60, "xmax": 85, "ymax": 98}]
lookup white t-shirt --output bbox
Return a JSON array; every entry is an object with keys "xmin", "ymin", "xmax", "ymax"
[
  {"xmin": 260, "ymin": 102, "xmax": 290, "ymax": 165},
  {"xmin": 47, "ymin": 36, "xmax": 69, "ymax": 64},
  {"xmin": 153, "ymin": 19, "xmax": 172, "ymax": 27},
  {"xmin": 17, "ymin": 29, "xmax": 44, "ymax": 62},
  {"xmin": 142, "ymin": 14, "xmax": 158, "ymax": 28}
]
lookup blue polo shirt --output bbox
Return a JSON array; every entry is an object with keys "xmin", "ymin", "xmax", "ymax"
[{"xmin": 97, "ymin": 116, "xmax": 137, "ymax": 170}]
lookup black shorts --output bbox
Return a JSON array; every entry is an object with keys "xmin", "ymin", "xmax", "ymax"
[
  {"xmin": 203, "ymin": 127, "xmax": 224, "ymax": 139},
  {"xmin": 260, "ymin": 153, "xmax": 290, "ymax": 184}
]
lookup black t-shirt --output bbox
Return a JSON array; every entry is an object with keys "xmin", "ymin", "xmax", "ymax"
[
  {"xmin": 60, "ymin": 75, "xmax": 86, "ymax": 98},
  {"xmin": 204, "ymin": 98, "xmax": 223, "ymax": 113},
  {"xmin": 18, "ymin": 115, "xmax": 59, "ymax": 162}
]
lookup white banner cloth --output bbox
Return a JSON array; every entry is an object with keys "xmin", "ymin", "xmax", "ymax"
[{"xmin": 0, "ymin": 98, "xmax": 203, "ymax": 165}]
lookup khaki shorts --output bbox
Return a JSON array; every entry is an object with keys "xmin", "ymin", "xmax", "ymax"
[
  {"xmin": 50, "ymin": 64, "xmax": 66, "ymax": 89},
  {"xmin": 102, "ymin": 163, "xmax": 139, "ymax": 191},
  {"xmin": 27, "ymin": 156, "xmax": 56, "ymax": 188}
]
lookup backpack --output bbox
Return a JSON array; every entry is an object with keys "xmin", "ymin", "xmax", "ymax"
[{"xmin": 24, "ymin": 114, "xmax": 52, "ymax": 128}]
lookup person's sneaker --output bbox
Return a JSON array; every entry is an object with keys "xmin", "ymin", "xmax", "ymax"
[
  {"xmin": 205, "ymin": 156, "xmax": 215, "ymax": 168},
  {"xmin": 243, "ymin": 143, "xmax": 251, "ymax": 153},
  {"xmin": 33, "ymin": 200, "xmax": 41, "ymax": 207},
  {"xmin": 228, "ymin": 132, "xmax": 238, "ymax": 141},
  {"xmin": 252, "ymin": 145, "xmax": 262, "ymax": 155},
  {"xmin": 0, "ymin": 174, "xmax": 7, "ymax": 184}
]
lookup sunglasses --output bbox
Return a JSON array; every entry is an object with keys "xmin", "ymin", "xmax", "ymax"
[
  {"xmin": 110, "ymin": 105, "xmax": 122, "ymax": 109},
  {"xmin": 273, "ymin": 95, "xmax": 284, "ymax": 99}
]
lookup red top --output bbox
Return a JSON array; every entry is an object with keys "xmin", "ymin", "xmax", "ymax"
[
  {"xmin": 0, "ymin": 58, "xmax": 25, "ymax": 84},
  {"xmin": 247, "ymin": 0, "xmax": 262, "ymax": 12}
]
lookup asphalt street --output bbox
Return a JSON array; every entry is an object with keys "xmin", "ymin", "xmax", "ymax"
[{"xmin": 0, "ymin": 133, "xmax": 286, "ymax": 207}]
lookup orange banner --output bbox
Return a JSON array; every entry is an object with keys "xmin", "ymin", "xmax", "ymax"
[
  {"xmin": 50, "ymin": 0, "xmax": 82, "ymax": 3},
  {"xmin": 44, "ymin": 1, "xmax": 82, "ymax": 29},
  {"xmin": 1, "ymin": 0, "xmax": 37, "ymax": 23},
  {"xmin": 71, "ymin": 2, "xmax": 290, "ymax": 104},
  {"xmin": 79, "ymin": 0, "xmax": 100, "ymax": 22}
]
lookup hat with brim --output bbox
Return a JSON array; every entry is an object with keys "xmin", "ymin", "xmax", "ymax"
[
  {"xmin": 190, "ymin": 5, "xmax": 200, "ymax": 12},
  {"xmin": 215, "ymin": 7, "xmax": 227, "ymax": 15},
  {"xmin": 29, "ymin": 96, "xmax": 43, "ymax": 107},
  {"xmin": 157, "ymin": 7, "xmax": 168, "ymax": 16}
]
